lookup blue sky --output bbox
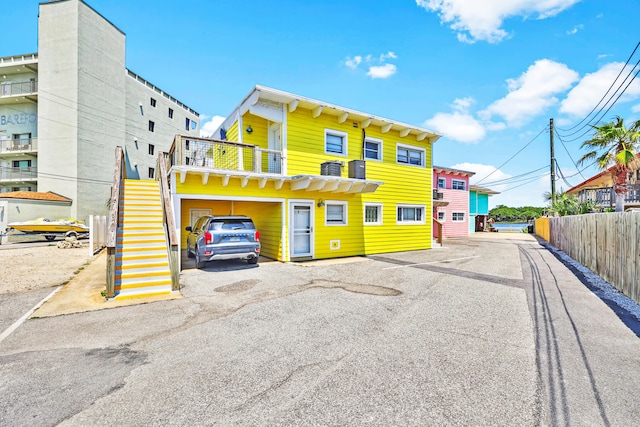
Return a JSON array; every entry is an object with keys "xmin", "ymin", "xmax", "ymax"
[{"xmin": 6, "ymin": 0, "xmax": 640, "ymax": 208}]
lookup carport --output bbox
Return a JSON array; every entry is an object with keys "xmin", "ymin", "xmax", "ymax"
[{"xmin": 175, "ymin": 194, "xmax": 286, "ymax": 270}]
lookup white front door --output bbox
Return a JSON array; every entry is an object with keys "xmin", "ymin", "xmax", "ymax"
[
  {"xmin": 290, "ymin": 202, "xmax": 313, "ymax": 258},
  {"xmin": 268, "ymin": 123, "xmax": 282, "ymax": 174}
]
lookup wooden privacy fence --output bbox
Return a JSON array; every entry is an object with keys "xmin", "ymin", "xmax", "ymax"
[{"xmin": 540, "ymin": 213, "xmax": 640, "ymax": 306}]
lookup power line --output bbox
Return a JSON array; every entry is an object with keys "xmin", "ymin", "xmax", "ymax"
[
  {"xmin": 556, "ymin": 41, "xmax": 640, "ymax": 134},
  {"xmin": 479, "ymin": 165, "xmax": 548, "ymax": 186},
  {"xmin": 475, "ymin": 126, "xmax": 548, "ymax": 185},
  {"xmin": 554, "ymin": 129, "xmax": 586, "ymax": 181}
]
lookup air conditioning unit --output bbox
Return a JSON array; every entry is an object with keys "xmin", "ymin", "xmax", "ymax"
[
  {"xmin": 433, "ymin": 189, "xmax": 444, "ymax": 200},
  {"xmin": 321, "ymin": 161, "xmax": 342, "ymax": 177},
  {"xmin": 348, "ymin": 160, "xmax": 366, "ymax": 179}
]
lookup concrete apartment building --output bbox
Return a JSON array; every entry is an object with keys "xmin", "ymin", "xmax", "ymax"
[{"xmin": 0, "ymin": 0, "xmax": 199, "ymax": 223}]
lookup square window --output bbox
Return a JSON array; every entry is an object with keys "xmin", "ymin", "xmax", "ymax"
[
  {"xmin": 148, "ymin": 167, "xmax": 155, "ymax": 179},
  {"xmin": 452, "ymin": 179, "xmax": 466, "ymax": 190},
  {"xmin": 148, "ymin": 120, "xmax": 155, "ymax": 132},
  {"xmin": 364, "ymin": 203, "xmax": 382, "ymax": 225},
  {"xmin": 325, "ymin": 130, "xmax": 347, "ymax": 156},
  {"xmin": 437, "ymin": 211, "xmax": 445, "ymax": 221},
  {"xmin": 364, "ymin": 138, "xmax": 382, "ymax": 161},
  {"xmin": 397, "ymin": 205, "xmax": 425, "ymax": 224},
  {"xmin": 191, "ymin": 120, "xmax": 197, "ymax": 130},
  {"xmin": 326, "ymin": 202, "xmax": 347, "ymax": 225},
  {"xmin": 148, "ymin": 144, "xmax": 155, "ymax": 156},
  {"xmin": 452, "ymin": 212, "xmax": 465, "ymax": 222},
  {"xmin": 397, "ymin": 144, "xmax": 425, "ymax": 167},
  {"xmin": 437, "ymin": 177, "xmax": 446, "ymax": 189},
  {"xmin": 168, "ymin": 108, "xmax": 174, "ymax": 119},
  {"xmin": 150, "ymin": 97, "xmax": 156, "ymax": 107}
]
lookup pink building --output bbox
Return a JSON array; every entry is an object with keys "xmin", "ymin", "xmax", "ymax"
[{"xmin": 433, "ymin": 166, "xmax": 475, "ymax": 239}]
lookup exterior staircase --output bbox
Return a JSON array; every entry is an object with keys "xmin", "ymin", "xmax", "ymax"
[{"xmin": 114, "ymin": 179, "xmax": 173, "ymax": 300}]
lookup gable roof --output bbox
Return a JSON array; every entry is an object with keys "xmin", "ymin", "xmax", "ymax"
[{"xmin": 0, "ymin": 191, "xmax": 72, "ymax": 203}]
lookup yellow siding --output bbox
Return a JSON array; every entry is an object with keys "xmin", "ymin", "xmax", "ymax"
[{"xmin": 175, "ymin": 104, "xmax": 433, "ymax": 261}]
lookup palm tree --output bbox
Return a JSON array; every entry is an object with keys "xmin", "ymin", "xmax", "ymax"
[
  {"xmin": 543, "ymin": 190, "xmax": 580, "ymax": 216},
  {"xmin": 578, "ymin": 116, "xmax": 640, "ymax": 212}
]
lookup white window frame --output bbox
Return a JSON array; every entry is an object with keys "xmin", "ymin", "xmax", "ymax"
[
  {"xmin": 364, "ymin": 203, "xmax": 383, "ymax": 225},
  {"xmin": 325, "ymin": 129, "xmax": 348, "ymax": 156},
  {"xmin": 396, "ymin": 143, "xmax": 425, "ymax": 167},
  {"xmin": 452, "ymin": 212, "xmax": 466, "ymax": 222},
  {"xmin": 325, "ymin": 201, "xmax": 348, "ymax": 226},
  {"xmin": 437, "ymin": 177, "xmax": 446, "ymax": 189},
  {"xmin": 437, "ymin": 211, "xmax": 446, "ymax": 221},
  {"xmin": 364, "ymin": 137, "xmax": 383, "ymax": 161},
  {"xmin": 452, "ymin": 179, "xmax": 466, "ymax": 190},
  {"xmin": 396, "ymin": 204, "xmax": 426, "ymax": 224}
]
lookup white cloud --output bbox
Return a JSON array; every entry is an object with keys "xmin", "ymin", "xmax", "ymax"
[
  {"xmin": 425, "ymin": 111, "xmax": 485, "ymax": 143},
  {"xmin": 482, "ymin": 59, "xmax": 579, "ymax": 126},
  {"xmin": 566, "ymin": 24, "xmax": 583, "ymax": 35},
  {"xmin": 345, "ymin": 55, "xmax": 362, "ymax": 69},
  {"xmin": 199, "ymin": 115, "xmax": 225, "ymax": 137},
  {"xmin": 345, "ymin": 51, "xmax": 398, "ymax": 79},
  {"xmin": 560, "ymin": 62, "xmax": 640, "ymax": 118},
  {"xmin": 367, "ymin": 63, "xmax": 397, "ymax": 79},
  {"xmin": 416, "ymin": 0, "xmax": 580, "ymax": 43},
  {"xmin": 632, "ymin": 104, "xmax": 640, "ymax": 113}
]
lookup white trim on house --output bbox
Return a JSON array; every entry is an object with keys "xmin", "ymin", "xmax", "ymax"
[
  {"xmin": 324, "ymin": 128, "xmax": 348, "ymax": 156},
  {"xmin": 396, "ymin": 143, "xmax": 426, "ymax": 167},
  {"xmin": 452, "ymin": 211, "xmax": 466, "ymax": 222},
  {"xmin": 325, "ymin": 200, "xmax": 348, "ymax": 226},
  {"xmin": 364, "ymin": 202, "xmax": 383, "ymax": 225},
  {"xmin": 364, "ymin": 136, "xmax": 383, "ymax": 162},
  {"xmin": 396, "ymin": 204, "xmax": 426, "ymax": 224}
]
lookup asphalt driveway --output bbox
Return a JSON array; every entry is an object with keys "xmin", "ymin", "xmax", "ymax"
[{"xmin": 2, "ymin": 234, "xmax": 640, "ymax": 426}]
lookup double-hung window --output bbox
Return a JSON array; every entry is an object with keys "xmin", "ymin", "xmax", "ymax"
[
  {"xmin": 437, "ymin": 177, "xmax": 446, "ymax": 189},
  {"xmin": 326, "ymin": 201, "xmax": 348, "ymax": 225},
  {"xmin": 452, "ymin": 179, "xmax": 466, "ymax": 190},
  {"xmin": 364, "ymin": 203, "xmax": 382, "ymax": 225},
  {"xmin": 325, "ymin": 129, "xmax": 347, "ymax": 156},
  {"xmin": 452, "ymin": 212, "xmax": 465, "ymax": 222},
  {"xmin": 397, "ymin": 144, "xmax": 425, "ymax": 166},
  {"xmin": 364, "ymin": 137, "xmax": 382, "ymax": 161},
  {"xmin": 437, "ymin": 211, "xmax": 446, "ymax": 221},
  {"xmin": 397, "ymin": 204, "xmax": 425, "ymax": 224}
]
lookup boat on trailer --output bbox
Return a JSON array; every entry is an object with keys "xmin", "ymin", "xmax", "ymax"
[{"xmin": 8, "ymin": 218, "xmax": 89, "ymax": 241}]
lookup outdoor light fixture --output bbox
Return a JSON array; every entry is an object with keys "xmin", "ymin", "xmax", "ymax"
[
  {"xmin": 317, "ymin": 199, "xmax": 325, "ymax": 207},
  {"xmin": 246, "ymin": 125, "xmax": 253, "ymax": 134}
]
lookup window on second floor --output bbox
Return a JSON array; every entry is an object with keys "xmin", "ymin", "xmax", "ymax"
[
  {"xmin": 148, "ymin": 167, "xmax": 155, "ymax": 179},
  {"xmin": 185, "ymin": 118, "xmax": 191, "ymax": 131},
  {"xmin": 150, "ymin": 97, "xmax": 157, "ymax": 107},
  {"xmin": 148, "ymin": 120, "xmax": 155, "ymax": 132},
  {"xmin": 325, "ymin": 129, "xmax": 347, "ymax": 156},
  {"xmin": 452, "ymin": 212, "xmax": 465, "ymax": 222},
  {"xmin": 364, "ymin": 137, "xmax": 382, "ymax": 161},
  {"xmin": 437, "ymin": 177, "xmax": 446, "ymax": 189},
  {"xmin": 149, "ymin": 144, "xmax": 155, "ymax": 156},
  {"xmin": 168, "ymin": 108, "xmax": 174, "ymax": 119},
  {"xmin": 452, "ymin": 179, "xmax": 466, "ymax": 190},
  {"xmin": 397, "ymin": 144, "xmax": 425, "ymax": 167},
  {"xmin": 437, "ymin": 211, "xmax": 446, "ymax": 221}
]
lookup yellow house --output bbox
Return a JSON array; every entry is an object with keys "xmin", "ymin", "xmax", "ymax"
[{"xmin": 168, "ymin": 85, "xmax": 441, "ymax": 263}]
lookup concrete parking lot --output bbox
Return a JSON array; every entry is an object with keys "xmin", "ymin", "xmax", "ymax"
[{"xmin": 1, "ymin": 234, "xmax": 640, "ymax": 426}]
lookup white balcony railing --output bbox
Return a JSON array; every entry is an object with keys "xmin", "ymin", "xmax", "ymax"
[
  {"xmin": 0, "ymin": 138, "xmax": 38, "ymax": 154},
  {"xmin": 0, "ymin": 166, "xmax": 38, "ymax": 181}
]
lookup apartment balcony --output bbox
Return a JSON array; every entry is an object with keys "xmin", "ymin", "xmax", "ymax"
[
  {"xmin": 169, "ymin": 136, "xmax": 283, "ymax": 175},
  {"xmin": 0, "ymin": 166, "xmax": 38, "ymax": 182},
  {"xmin": 1, "ymin": 80, "xmax": 37, "ymax": 97},
  {"xmin": 0, "ymin": 138, "xmax": 38, "ymax": 155},
  {"xmin": 576, "ymin": 184, "xmax": 640, "ymax": 208}
]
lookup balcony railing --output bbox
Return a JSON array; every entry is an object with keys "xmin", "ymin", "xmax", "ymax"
[
  {"xmin": 1, "ymin": 80, "xmax": 37, "ymax": 97},
  {"xmin": 0, "ymin": 138, "xmax": 38, "ymax": 154},
  {"xmin": 0, "ymin": 166, "xmax": 37, "ymax": 181},
  {"xmin": 577, "ymin": 184, "xmax": 640, "ymax": 207},
  {"xmin": 170, "ymin": 136, "xmax": 283, "ymax": 175}
]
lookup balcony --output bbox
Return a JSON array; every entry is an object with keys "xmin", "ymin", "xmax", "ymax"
[
  {"xmin": 169, "ymin": 136, "xmax": 283, "ymax": 175},
  {"xmin": 0, "ymin": 138, "xmax": 38, "ymax": 154},
  {"xmin": 1, "ymin": 80, "xmax": 37, "ymax": 98},
  {"xmin": 576, "ymin": 184, "xmax": 640, "ymax": 208},
  {"xmin": 0, "ymin": 166, "xmax": 37, "ymax": 182}
]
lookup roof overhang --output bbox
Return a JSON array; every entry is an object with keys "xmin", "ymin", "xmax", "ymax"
[
  {"xmin": 218, "ymin": 85, "xmax": 441, "ymax": 144},
  {"xmin": 433, "ymin": 200, "xmax": 450, "ymax": 207},
  {"xmin": 171, "ymin": 167, "xmax": 383, "ymax": 194}
]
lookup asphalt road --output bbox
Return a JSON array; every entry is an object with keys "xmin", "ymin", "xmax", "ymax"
[{"xmin": 1, "ymin": 235, "xmax": 640, "ymax": 426}]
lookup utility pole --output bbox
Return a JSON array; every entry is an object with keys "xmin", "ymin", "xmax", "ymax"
[{"xmin": 550, "ymin": 118, "xmax": 556, "ymax": 205}]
